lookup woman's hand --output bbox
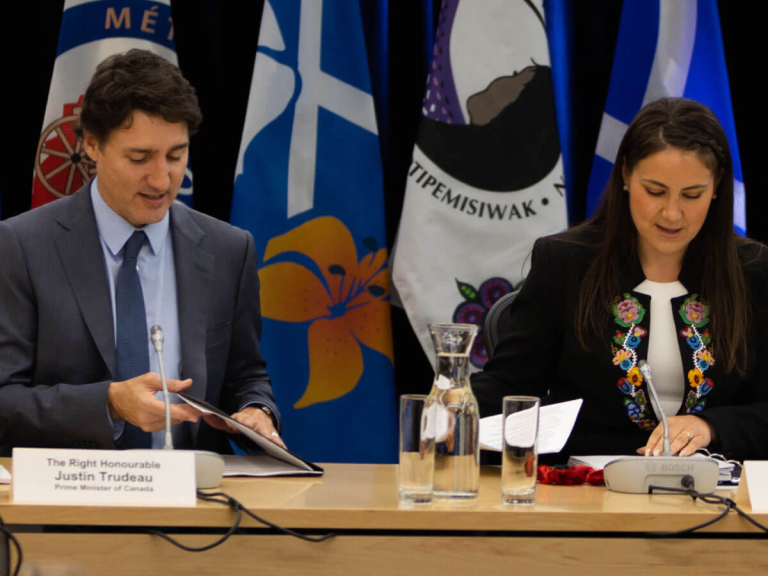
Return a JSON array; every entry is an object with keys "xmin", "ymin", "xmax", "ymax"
[{"xmin": 638, "ymin": 415, "xmax": 715, "ymax": 457}]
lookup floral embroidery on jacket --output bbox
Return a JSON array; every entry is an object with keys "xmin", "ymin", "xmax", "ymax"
[
  {"xmin": 611, "ymin": 294, "xmax": 656, "ymax": 430},
  {"xmin": 679, "ymin": 295, "xmax": 715, "ymax": 414},
  {"xmin": 611, "ymin": 293, "xmax": 715, "ymax": 426}
]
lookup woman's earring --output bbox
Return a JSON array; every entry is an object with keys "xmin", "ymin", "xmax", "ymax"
[{"xmin": 623, "ymin": 184, "xmax": 628, "ymax": 191}]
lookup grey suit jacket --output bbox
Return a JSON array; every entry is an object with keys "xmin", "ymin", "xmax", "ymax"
[{"xmin": 0, "ymin": 183, "xmax": 280, "ymax": 455}]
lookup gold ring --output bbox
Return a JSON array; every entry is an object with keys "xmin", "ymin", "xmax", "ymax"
[{"xmin": 684, "ymin": 431, "xmax": 693, "ymax": 441}]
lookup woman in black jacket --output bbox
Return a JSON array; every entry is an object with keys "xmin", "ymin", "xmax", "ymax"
[{"xmin": 472, "ymin": 98, "xmax": 768, "ymax": 462}]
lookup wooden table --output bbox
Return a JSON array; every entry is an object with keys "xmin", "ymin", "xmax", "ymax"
[{"xmin": 1, "ymin": 458, "xmax": 766, "ymax": 575}]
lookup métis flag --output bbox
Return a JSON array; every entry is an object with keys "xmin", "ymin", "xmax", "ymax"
[
  {"xmin": 32, "ymin": 0, "xmax": 193, "ymax": 209},
  {"xmin": 586, "ymin": 0, "xmax": 745, "ymax": 234},
  {"xmin": 391, "ymin": 0, "xmax": 568, "ymax": 369},
  {"xmin": 230, "ymin": 0, "xmax": 397, "ymax": 463}
]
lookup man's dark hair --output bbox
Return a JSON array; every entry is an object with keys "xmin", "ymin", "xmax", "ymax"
[{"xmin": 76, "ymin": 48, "xmax": 202, "ymax": 142}]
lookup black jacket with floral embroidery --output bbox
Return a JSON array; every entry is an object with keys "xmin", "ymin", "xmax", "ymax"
[{"xmin": 471, "ymin": 231, "xmax": 768, "ymax": 462}]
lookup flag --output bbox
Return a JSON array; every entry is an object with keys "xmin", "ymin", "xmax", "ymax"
[
  {"xmin": 230, "ymin": 0, "xmax": 397, "ymax": 464},
  {"xmin": 32, "ymin": 0, "xmax": 193, "ymax": 209},
  {"xmin": 391, "ymin": 0, "xmax": 568, "ymax": 369},
  {"xmin": 544, "ymin": 0, "xmax": 577, "ymax": 224},
  {"xmin": 359, "ymin": 0, "xmax": 390, "ymax": 169},
  {"xmin": 586, "ymin": 0, "xmax": 745, "ymax": 234}
]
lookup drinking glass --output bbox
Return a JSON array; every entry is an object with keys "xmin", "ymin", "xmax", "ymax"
[
  {"xmin": 398, "ymin": 394, "xmax": 434, "ymax": 503},
  {"xmin": 501, "ymin": 396, "xmax": 540, "ymax": 505}
]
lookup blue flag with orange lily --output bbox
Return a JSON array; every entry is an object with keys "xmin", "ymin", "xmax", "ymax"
[{"xmin": 230, "ymin": 0, "xmax": 397, "ymax": 463}]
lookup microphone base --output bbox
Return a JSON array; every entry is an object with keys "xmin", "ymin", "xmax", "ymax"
[
  {"xmin": 190, "ymin": 450, "xmax": 225, "ymax": 489},
  {"xmin": 128, "ymin": 449, "xmax": 224, "ymax": 489},
  {"xmin": 604, "ymin": 456, "xmax": 719, "ymax": 494}
]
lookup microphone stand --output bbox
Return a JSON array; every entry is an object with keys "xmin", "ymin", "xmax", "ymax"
[
  {"xmin": 150, "ymin": 325, "xmax": 173, "ymax": 450},
  {"xmin": 639, "ymin": 360, "xmax": 672, "ymax": 457},
  {"xmin": 149, "ymin": 325, "xmax": 224, "ymax": 489}
]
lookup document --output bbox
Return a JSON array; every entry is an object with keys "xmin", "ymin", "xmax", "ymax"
[
  {"xmin": 221, "ymin": 454, "xmax": 323, "ymax": 477},
  {"xmin": 480, "ymin": 399, "xmax": 583, "ymax": 454},
  {"xmin": 567, "ymin": 455, "xmax": 621, "ymax": 470},
  {"xmin": 177, "ymin": 393, "xmax": 323, "ymax": 477},
  {"xmin": 0, "ymin": 465, "xmax": 9, "ymax": 484}
]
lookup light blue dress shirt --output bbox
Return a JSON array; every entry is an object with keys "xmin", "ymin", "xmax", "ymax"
[{"xmin": 90, "ymin": 179, "xmax": 190, "ymax": 448}]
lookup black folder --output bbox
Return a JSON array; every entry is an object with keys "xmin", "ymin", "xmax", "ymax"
[{"xmin": 178, "ymin": 392, "xmax": 324, "ymax": 477}]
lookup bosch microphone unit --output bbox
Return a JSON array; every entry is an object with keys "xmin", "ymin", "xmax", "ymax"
[{"xmin": 603, "ymin": 360, "xmax": 719, "ymax": 494}]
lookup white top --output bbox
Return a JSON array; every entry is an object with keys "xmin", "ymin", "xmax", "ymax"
[{"xmin": 633, "ymin": 279, "xmax": 689, "ymax": 418}]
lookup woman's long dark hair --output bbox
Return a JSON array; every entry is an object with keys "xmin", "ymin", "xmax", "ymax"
[{"xmin": 570, "ymin": 97, "xmax": 752, "ymax": 374}]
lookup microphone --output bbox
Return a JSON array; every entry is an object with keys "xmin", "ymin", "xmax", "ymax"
[
  {"xmin": 639, "ymin": 360, "xmax": 672, "ymax": 457},
  {"xmin": 148, "ymin": 325, "xmax": 224, "ymax": 488},
  {"xmin": 150, "ymin": 325, "xmax": 173, "ymax": 450},
  {"xmin": 603, "ymin": 359, "xmax": 719, "ymax": 494}
]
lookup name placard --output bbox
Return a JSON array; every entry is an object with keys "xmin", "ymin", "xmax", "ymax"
[
  {"xmin": 12, "ymin": 448, "xmax": 196, "ymax": 506},
  {"xmin": 735, "ymin": 461, "xmax": 768, "ymax": 513}
]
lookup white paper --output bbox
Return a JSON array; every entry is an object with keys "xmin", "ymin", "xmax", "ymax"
[
  {"xmin": 222, "ymin": 455, "xmax": 316, "ymax": 477},
  {"xmin": 435, "ymin": 375, "xmax": 452, "ymax": 390},
  {"xmin": 480, "ymin": 399, "xmax": 583, "ymax": 454},
  {"xmin": 568, "ymin": 455, "xmax": 625, "ymax": 470},
  {"xmin": 503, "ymin": 407, "xmax": 538, "ymax": 448},
  {"xmin": 0, "ymin": 465, "xmax": 10, "ymax": 484},
  {"xmin": 423, "ymin": 403, "xmax": 453, "ymax": 442},
  {"xmin": 743, "ymin": 461, "xmax": 768, "ymax": 512}
]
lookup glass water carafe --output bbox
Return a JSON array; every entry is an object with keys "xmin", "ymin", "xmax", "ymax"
[{"xmin": 424, "ymin": 323, "xmax": 480, "ymax": 500}]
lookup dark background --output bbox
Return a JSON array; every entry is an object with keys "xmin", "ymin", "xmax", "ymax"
[{"xmin": 2, "ymin": 0, "xmax": 766, "ymax": 397}]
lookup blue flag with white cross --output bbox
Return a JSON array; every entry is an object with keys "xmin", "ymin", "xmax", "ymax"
[{"xmin": 586, "ymin": 0, "xmax": 745, "ymax": 235}]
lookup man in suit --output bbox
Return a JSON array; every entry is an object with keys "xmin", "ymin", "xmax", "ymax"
[{"xmin": 0, "ymin": 49, "xmax": 282, "ymax": 454}]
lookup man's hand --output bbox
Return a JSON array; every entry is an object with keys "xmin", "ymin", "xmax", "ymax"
[
  {"xmin": 203, "ymin": 407, "xmax": 286, "ymax": 449},
  {"xmin": 108, "ymin": 373, "xmax": 201, "ymax": 432},
  {"xmin": 638, "ymin": 414, "xmax": 715, "ymax": 457}
]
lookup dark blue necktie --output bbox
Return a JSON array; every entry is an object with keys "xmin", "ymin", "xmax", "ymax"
[{"xmin": 115, "ymin": 230, "xmax": 151, "ymax": 449}]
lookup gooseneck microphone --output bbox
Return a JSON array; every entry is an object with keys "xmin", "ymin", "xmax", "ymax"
[
  {"xmin": 638, "ymin": 360, "xmax": 672, "ymax": 457},
  {"xmin": 149, "ymin": 325, "xmax": 225, "ymax": 488},
  {"xmin": 603, "ymin": 359, "xmax": 719, "ymax": 494},
  {"xmin": 150, "ymin": 325, "xmax": 173, "ymax": 450}
]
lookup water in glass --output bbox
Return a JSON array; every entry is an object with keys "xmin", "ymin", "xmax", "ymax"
[{"xmin": 501, "ymin": 446, "xmax": 537, "ymax": 504}]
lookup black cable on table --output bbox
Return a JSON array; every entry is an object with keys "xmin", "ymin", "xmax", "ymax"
[
  {"xmin": 647, "ymin": 485, "xmax": 768, "ymax": 537},
  {"xmin": 144, "ymin": 506, "xmax": 243, "ymax": 552},
  {"xmin": 144, "ymin": 489, "xmax": 335, "ymax": 553},
  {"xmin": 200, "ymin": 490, "xmax": 336, "ymax": 543}
]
